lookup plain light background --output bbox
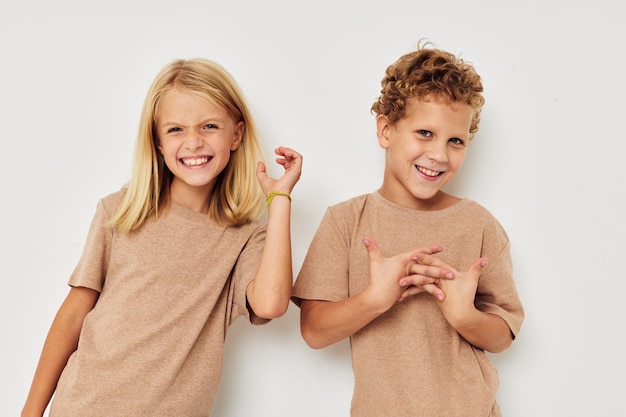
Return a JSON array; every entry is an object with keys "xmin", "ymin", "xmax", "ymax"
[{"xmin": 2, "ymin": 1, "xmax": 624, "ymax": 416}]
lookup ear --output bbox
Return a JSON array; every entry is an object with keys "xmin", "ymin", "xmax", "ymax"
[
  {"xmin": 231, "ymin": 121, "xmax": 244, "ymax": 151},
  {"xmin": 376, "ymin": 115, "xmax": 392, "ymax": 150}
]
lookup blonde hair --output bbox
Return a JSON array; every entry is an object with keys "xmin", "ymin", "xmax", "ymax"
[
  {"xmin": 111, "ymin": 59, "xmax": 265, "ymax": 232},
  {"xmin": 371, "ymin": 41, "xmax": 485, "ymax": 140}
]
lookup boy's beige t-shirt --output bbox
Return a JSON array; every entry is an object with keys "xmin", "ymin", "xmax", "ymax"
[
  {"xmin": 50, "ymin": 191, "xmax": 267, "ymax": 417},
  {"xmin": 293, "ymin": 192, "xmax": 524, "ymax": 417}
]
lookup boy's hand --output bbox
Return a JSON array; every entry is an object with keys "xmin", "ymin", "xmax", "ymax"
[
  {"xmin": 362, "ymin": 237, "xmax": 453, "ymax": 311},
  {"xmin": 411, "ymin": 252, "xmax": 488, "ymax": 321},
  {"xmin": 256, "ymin": 146, "xmax": 302, "ymax": 196}
]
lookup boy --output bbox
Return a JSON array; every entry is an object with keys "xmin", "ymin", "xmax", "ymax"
[{"xmin": 292, "ymin": 43, "xmax": 524, "ymax": 417}]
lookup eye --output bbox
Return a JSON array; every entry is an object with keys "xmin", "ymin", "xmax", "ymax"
[
  {"xmin": 417, "ymin": 129, "xmax": 432, "ymax": 138},
  {"xmin": 449, "ymin": 137, "xmax": 465, "ymax": 146},
  {"xmin": 166, "ymin": 127, "xmax": 182, "ymax": 133},
  {"xmin": 202, "ymin": 123, "xmax": 218, "ymax": 130}
]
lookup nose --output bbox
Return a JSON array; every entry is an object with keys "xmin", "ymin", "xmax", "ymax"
[
  {"xmin": 183, "ymin": 130, "xmax": 203, "ymax": 150},
  {"xmin": 425, "ymin": 140, "xmax": 448, "ymax": 164}
]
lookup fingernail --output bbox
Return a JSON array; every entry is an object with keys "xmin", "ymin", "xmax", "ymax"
[{"xmin": 445, "ymin": 273, "xmax": 453, "ymax": 279}]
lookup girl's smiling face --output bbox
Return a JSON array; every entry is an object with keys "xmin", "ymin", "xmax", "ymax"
[
  {"xmin": 377, "ymin": 96, "xmax": 473, "ymax": 210},
  {"xmin": 156, "ymin": 87, "xmax": 243, "ymax": 212}
]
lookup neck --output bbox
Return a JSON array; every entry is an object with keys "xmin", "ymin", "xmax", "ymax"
[{"xmin": 169, "ymin": 180, "xmax": 213, "ymax": 213}]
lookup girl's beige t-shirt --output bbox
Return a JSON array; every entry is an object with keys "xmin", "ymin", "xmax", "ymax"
[
  {"xmin": 51, "ymin": 191, "xmax": 267, "ymax": 417},
  {"xmin": 293, "ymin": 192, "xmax": 524, "ymax": 417}
]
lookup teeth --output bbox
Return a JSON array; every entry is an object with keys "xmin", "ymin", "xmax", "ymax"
[
  {"xmin": 417, "ymin": 166, "xmax": 441, "ymax": 177},
  {"xmin": 182, "ymin": 157, "xmax": 209, "ymax": 166}
]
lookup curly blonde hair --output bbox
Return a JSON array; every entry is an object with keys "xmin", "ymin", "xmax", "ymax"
[
  {"xmin": 111, "ymin": 59, "xmax": 265, "ymax": 232},
  {"xmin": 371, "ymin": 42, "xmax": 485, "ymax": 139}
]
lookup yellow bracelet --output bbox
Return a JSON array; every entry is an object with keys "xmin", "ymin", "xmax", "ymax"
[{"xmin": 265, "ymin": 191, "xmax": 292, "ymax": 207}]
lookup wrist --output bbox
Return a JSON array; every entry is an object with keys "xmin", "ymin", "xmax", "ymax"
[
  {"xmin": 441, "ymin": 303, "xmax": 479, "ymax": 329},
  {"xmin": 359, "ymin": 286, "xmax": 395, "ymax": 316},
  {"xmin": 265, "ymin": 191, "xmax": 291, "ymax": 207}
]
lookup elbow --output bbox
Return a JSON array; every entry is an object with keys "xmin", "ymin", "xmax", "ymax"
[
  {"xmin": 247, "ymin": 281, "xmax": 292, "ymax": 319},
  {"xmin": 484, "ymin": 343, "xmax": 509, "ymax": 354},
  {"xmin": 301, "ymin": 323, "xmax": 332, "ymax": 350},
  {"xmin": 484, "ymin": 334, "xmax": 514, "ymax": 354},
  {"xmin": 299, "ymin": 301, "xmax": 336, "ymax": 349},
  {"xmin": 253, "ymin": 298, "xmax": 290, "ymax": 320}
]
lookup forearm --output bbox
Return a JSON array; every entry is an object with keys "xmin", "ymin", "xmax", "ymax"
[
  {"xmin": 445, "ymin": 308, "xmax": 513, "ymax": 353},
  {"xmin": 300, "ymin": 290, "xmax": 387, "ymax": 349},
  {"xmin": 22, "ymin": 311, "xmax": 84, "ymax": 416},
  {"xmin": 22, "ymin": 287, "xmax": 97, "ymax": 417},
  {"xmin": 247, "ymin": 195, "xmax": 293, "ymax": 319}
]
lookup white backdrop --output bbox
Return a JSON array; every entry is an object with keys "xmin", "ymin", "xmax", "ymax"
[{"xmin": 2, "ymin": 1, "xmax": 625, "ymax": 416}]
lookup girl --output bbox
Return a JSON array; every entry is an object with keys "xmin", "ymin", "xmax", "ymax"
[{"xmin": 22, "ymin": 59, "xmax": 302, "ymax": 417}]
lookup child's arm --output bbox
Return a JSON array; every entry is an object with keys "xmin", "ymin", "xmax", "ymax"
[
  {"xmin": 411, "ymin": 252, "xmax": 514, "ymax": 353},
  {"xmin": 246, "ymin": 146, "xmax": 302, "ymax": 319},
  {"xmin": 300, "ymin": 238, "xmax": 453, "ymax": 349},
  {"xmin": 22, "ymin": 286, "xmax": 99, "ymax": 417}
]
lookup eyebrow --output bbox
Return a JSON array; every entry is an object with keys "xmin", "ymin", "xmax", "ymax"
[{"xmin": 159, "ymin": 117, "xmax": 226, "ymax": 128}]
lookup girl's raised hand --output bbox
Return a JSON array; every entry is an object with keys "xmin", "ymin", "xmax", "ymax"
[{"xmin": 256, "ymin": 146, "xmax": 302, "ymax": 196}]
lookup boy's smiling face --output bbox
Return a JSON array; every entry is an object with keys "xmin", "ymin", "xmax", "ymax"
[{"xmin": 377, "ymin": 96, "xmax": 473, "ymax": 210}]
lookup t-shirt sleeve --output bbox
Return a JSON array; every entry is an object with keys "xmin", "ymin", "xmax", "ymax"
[
  {"xmin": 67, "ymin": 199, "xmax": 113, "ymax": 292},
  {"xmin": 475, "ymin": 218, "xmax": 525, "ymax": 338},
  {"xmin": 231, "ymin": 223, "xmax": 269, "ymax": 325},
  {"xmin": 292, "ymin": 206, "xmax": 351, "ymax": 306}
]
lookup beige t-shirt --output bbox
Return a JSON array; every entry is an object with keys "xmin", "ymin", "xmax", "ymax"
[
  {"xmin": 293, "ymin": 192, "xmax": 524, "ymax": 417},
  {"xmin": 51, "ymin": 191, "xmax": 267, "ymax": 417}
]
